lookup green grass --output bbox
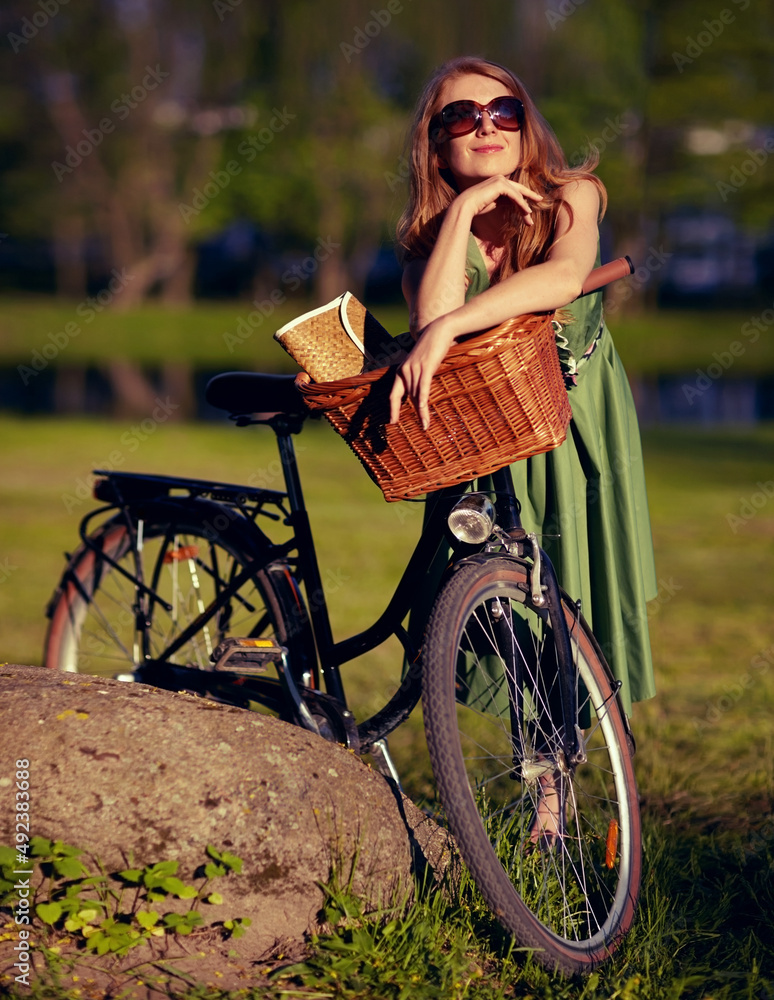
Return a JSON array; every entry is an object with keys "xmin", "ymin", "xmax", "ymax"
[
  {"xmin": 1, "ymin": 416, "xmax": 773, "ymax": 997},
  {"xmin": 2, "ymin": 294, "xmax": 774, "ymax": 375},
  {"xmin": 0, "ymin": 295, "xmax": 411, "ymax": 369}
]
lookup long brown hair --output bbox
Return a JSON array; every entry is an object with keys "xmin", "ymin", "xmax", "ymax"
[{"xmin": 396, "ymin": 56, "xmax": 607, "ymax": 283}]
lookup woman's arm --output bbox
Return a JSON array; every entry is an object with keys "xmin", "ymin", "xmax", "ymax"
[
  {"xmin": 406, "ymin": 174, "xmax": 542, "ymax": 334},
  {"xmin": 390, "ymin": 178, "xmax": 600, "ymax": 428}
]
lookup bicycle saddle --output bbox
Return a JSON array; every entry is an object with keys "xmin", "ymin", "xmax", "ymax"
[{"xmin": 205, "ymin": 372, "xmax": 306, "ymax": 417}]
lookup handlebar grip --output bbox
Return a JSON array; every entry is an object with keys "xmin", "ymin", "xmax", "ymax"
[{"xmin": 580, "ymin": 255, "xmax": 634, "ymax": 296}]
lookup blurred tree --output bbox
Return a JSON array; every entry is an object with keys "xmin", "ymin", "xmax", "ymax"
[
  {"xmin": 1, "ymin": 0, "xmax": 270, "ymax": 304},
  {"xmin": 508, "ymin": 0, "xmax": 774, "ymax": 307},
  {"xmin": 0, "ymin": 0, "xmax": 771, "ymax": 308}
]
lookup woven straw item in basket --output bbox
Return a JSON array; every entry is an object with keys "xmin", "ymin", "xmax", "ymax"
[
  {"xmin": 274, "ymin": 291, "xmax": 409, "ymax": 381},
  {"xmin": 296, "ymin": 312, "xmax": 572, "ymax": 502}
]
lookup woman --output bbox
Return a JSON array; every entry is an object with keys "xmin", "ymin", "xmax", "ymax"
[{"xmin": 389, "ymin": 56, "xmax": 657, "ymax": 726}]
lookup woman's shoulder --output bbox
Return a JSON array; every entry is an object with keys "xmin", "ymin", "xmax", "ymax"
[{"xmin": 557, "ymin": 176, "xmax": 601, "ymax": 205}]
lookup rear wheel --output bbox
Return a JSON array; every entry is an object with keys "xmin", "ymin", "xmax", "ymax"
[
  {"xmin": 44, "ymin": 500, "xmax": 316, "ymax": 706},
  {"xmin": 422, "ymin": 555, "xmax": 641, "ymax": 974}
]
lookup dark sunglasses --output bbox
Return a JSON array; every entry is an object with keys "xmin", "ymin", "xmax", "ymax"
[{"xmin": 430, "ymin": 97, "xmax": 525, "ymax": 142}]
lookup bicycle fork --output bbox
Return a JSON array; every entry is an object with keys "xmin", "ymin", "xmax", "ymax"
[{"xmin": 485, "ymin": 468, "xmax": 585, "ymax": 779}]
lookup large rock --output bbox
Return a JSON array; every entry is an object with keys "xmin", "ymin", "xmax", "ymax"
[{"xmin": 0, "ymin": 664, "xmax": 449, "ymax": 994}]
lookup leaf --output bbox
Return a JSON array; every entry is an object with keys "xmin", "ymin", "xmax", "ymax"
[
  {"xmin": 36, "ymin": 901, "xmax": 63, "ymax": 925},
  {"xmin": 0, "ymin": 846, "xmax": 17, "ymax": 867},
  {"xmin": 220, "ymin": 852, "xmax": 244, "ymax": 874},
  {"xmin": 207, "ymin": 892, "xmax": 224, "ymax": 905},
  {"xmin": 150, "ymin": 861, "xmax": 178, "ymax": 878},
  {"xmin": 54, "ymin": 856, "xmax": 88, "ymax": 880},
  {"xmin": 58, "ymin": 899, "xmax": 82, "ymax": 917},
  {"xmin": 204, "ymin": 862, "xmax": 226, "ymax": 879},
  {"xmin": 161, "ymin": 876, "xmax": 197, "ymax": 898},
  {"xmin": 224, "ymin": 916, "xmax": 251, "ymax": 939},
  {"xmin": 30, "ymin": 837, "xmax": 54, "ymax": 857},
  {"xmin": 118, "ymin": 868, "xmax": 143, "ymax": 883},
  {"xmin": 143, "ymin": 862, "xmax": 178, "ymax": 889},
  {"xmin": 55, "ymin": 843, "xmax": 84, "ymax": 857},
  {"xmin": 136, "ymin": 910, "xmax": 160, "ymax": 930}
]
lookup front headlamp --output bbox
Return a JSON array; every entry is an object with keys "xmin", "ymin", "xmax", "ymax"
[{"xmin": 447, "ymin": 493, "xmax": 496, "ymax": 545}]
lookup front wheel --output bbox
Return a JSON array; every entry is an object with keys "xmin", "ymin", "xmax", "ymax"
[{"xmin": 422, "ymin": 555, "xmax": 641, "ymax": 975}]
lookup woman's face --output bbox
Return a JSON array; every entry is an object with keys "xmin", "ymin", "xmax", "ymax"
[{"xmin": 434, "ymin": 72, "xmax": 522, "ymax": 190}]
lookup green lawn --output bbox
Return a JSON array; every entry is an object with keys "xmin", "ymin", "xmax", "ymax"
[
  {"xmin": 1, "ymin": 415, "xmax": 772, "ymax": 816},
  {"xmin": 2, "ymin": 294, "xmax": 774, "ymax": 375},
  {"xmin": 1, "ymin": 415, "xmax": 773, "ymax": 997}
]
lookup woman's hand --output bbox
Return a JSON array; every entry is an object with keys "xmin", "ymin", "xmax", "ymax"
[
  {"xmin": 455, "ymin": 174, "xmax": 543, "ymax": 227},
  {"xmin": 388, "ymin": 318, "xmax": 457, "ymax": 429}
]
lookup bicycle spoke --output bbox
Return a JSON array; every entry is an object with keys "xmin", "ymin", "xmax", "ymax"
[
  {"xmin": 423, "ymin": 556, "xmax": 641, "ymax": 974},
  {"xmin": 45, "ymin": 510, "xmax": 298, "ymax": 684}
]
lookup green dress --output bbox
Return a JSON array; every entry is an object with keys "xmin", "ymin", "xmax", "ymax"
[
  {"xmin": 407, "ymin": 242, "xmax": 657, "ymax": 715},
  {"xmin": 465, "ymin": 236, "xmax": 657, "ymax": 713}
]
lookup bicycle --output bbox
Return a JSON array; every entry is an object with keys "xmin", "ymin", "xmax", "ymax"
[{"xmin": 43, "ymin": 259, "xmax": 641, "ymax": 975}]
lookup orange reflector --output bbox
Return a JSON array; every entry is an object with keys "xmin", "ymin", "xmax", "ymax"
[
  {"xmin": 163, "ymin": 545, "xmax": 199, "ymax": 563},
  {"xmin": 605, "ymin": 819, "xmax": 619, "ymax": 869}
]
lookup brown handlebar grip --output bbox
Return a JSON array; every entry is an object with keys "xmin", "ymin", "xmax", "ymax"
[{"xmin": 580, "ymin": 255, "xmax": 634, "ymax": 295}]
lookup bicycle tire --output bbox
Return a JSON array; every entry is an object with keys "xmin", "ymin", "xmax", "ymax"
[
  {"xmin": 44, "ymin": 498, "xmax": 317, "ymax": 703},
  {"xmin": 422, "ymin": 555, "xmax": 641, "ymax": 974}
]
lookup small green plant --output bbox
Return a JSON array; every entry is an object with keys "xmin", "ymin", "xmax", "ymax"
[
  {"xmin": 0, "ymin": 838, "xmax": 251, "ymax": 959},
  {"xmin": 275, "ymin": 867, "xmax": 491, "ymax": 1000}
]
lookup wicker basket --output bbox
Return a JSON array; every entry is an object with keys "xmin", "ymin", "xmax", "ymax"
[{"xmin": 296, "ymin": 312, "xmax": 572, "ymax": 502}]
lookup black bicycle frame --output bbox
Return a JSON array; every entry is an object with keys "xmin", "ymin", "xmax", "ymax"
[
  {"xmin": 278, "ymin": 428, "xmax": 579, "ymax": 758},
  {"xmin": 76, "ymin": 416, "xmax": 580, "ymax": 759},
  {"xmin": 273, "ymin": 417, "xmax": 463, "ymax": 706}
]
